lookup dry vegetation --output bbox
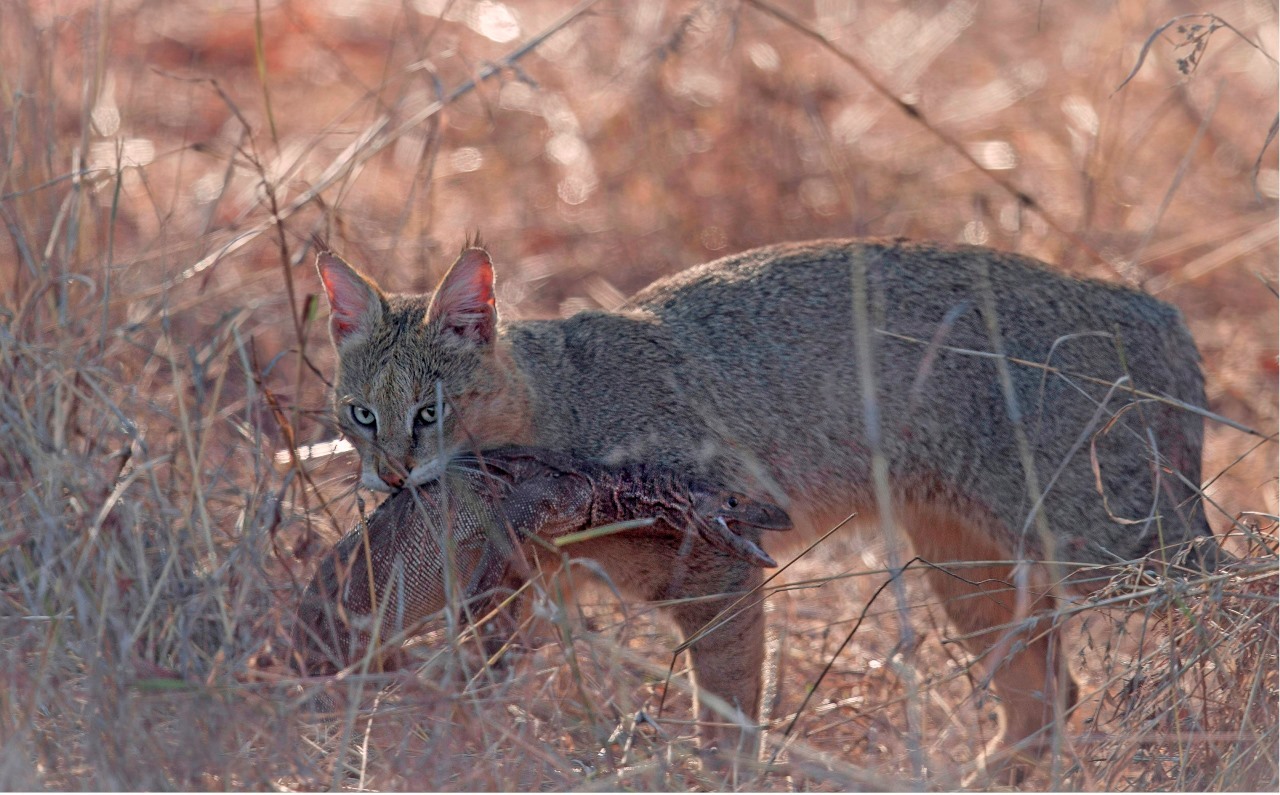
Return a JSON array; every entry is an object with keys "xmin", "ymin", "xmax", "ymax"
[{"xmin": 1, "ymin": 0, "xmax": 1276, "ymax": 790}]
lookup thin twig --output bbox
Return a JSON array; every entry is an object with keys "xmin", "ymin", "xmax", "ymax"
[
  {"xmin": 743, "ymin": 0, "xmax": 1113, "ymax": 275},
  {"xmin": 177, "ymin": 0, "xmax": 606, "ymax": 284}
]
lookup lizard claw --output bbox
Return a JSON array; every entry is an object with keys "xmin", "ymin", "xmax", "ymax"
[{"xmin": 710, "ymin": 515, "xmax": 778, "ymax": 568}]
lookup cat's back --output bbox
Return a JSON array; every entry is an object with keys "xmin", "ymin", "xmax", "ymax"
[
  {"xmin": 628, "ymin": 237, "xmax": 1200, "ymax": 395},
  {"xmin": 633, "ymin": 238, "xmax": 1184, "ymax": 330}
]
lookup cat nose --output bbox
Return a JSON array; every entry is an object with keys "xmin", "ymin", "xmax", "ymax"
[{"xmin": 381, "ymin": 470, "xmax": 405, "ymax": 489}]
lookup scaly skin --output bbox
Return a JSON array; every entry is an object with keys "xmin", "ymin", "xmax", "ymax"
[
  {"xmin": 457, "ymin": 447, "xmax": 791, "ymax": 567},
  {"xmin": 290, "ymin": 446, "xmax": 790, "ymax": 678}
]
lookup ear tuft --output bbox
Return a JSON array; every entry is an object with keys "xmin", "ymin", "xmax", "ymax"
[
  {"xmin": 317, "ymin": 252, "xmax": 383, "ymax": 347},
  {"xmin": 428, "ymin": 247, "xmax": 497, "ymax": 345}
]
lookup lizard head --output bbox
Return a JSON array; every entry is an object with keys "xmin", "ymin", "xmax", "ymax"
[
  {"xmin": 688, "ymin": 485, "xmax": 792, "ymax": 567},
  {"xmin": 692, "ymin": 489, "xmax": 792, "ymax": 531}
]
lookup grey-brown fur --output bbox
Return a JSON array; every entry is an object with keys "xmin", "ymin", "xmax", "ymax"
[
  {"xmin": 512, "ymin": 240, "xmax": 1209, "ymax": 566},
  {"xmin": 317, "ymin": 238, "xmax": 1214, "ymax": 781},
  {"xmin": 290, "ymin": 446, "xmax": 790, "ymax": 678}
]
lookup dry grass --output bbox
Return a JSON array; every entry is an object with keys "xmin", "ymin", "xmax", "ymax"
[{"xmin": 0, "ymin": 0, "xmax": 1275, "ymax": 790}]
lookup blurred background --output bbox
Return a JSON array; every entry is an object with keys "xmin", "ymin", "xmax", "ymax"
[{"xmin": 0, "ymin": 0, "xmax": 1275, "ymax": 789}]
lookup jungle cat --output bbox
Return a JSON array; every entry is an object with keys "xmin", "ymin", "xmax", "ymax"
[{"xmin": 315, "ymin": 237, "xmax": 1214, "ymax": 783}]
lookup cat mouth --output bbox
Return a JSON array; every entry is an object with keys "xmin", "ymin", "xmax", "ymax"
[
  {"xmin": 360, "ymin": 469, "xmax": 397, "ymax": 492},
  {"xmin": 406, "ymin": 457, "xmax": 449, "ymax": 486}
]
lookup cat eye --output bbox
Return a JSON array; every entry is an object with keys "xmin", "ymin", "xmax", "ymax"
[
  {"xmin": 418, "ymin": 404, "xmax": 447, "ymax": 424},
  {"xmin": 350, "ymin": 405, "xmax": 377, "ymax": 427}
]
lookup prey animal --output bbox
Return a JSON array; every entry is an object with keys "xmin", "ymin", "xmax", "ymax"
[{"xmin": 290, "ymin": 446, "xmax": 791, "ymax": 681}]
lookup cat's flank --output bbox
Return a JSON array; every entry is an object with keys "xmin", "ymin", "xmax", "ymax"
[{"xmin": 316, "ymin": 238, "xmax": 1213, "ymax": 783}]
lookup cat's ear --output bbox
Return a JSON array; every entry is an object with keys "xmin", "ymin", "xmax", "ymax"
[
  {"xmin": 428, "ymin": 247, "xmax": 497, "ymax": 346},
  {"xmin": 317, "ymin": 251, "xmax": 385, "ymax": 347}
]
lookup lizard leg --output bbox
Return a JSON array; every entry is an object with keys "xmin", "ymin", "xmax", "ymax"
[{"xmin": 708, "ymin": 516, "xmax": 778, "ymax": 568}]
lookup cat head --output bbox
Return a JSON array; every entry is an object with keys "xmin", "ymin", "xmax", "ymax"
[{"xmin": 316, "ymin": 245, "xmax": 522, "ymax": 491}]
